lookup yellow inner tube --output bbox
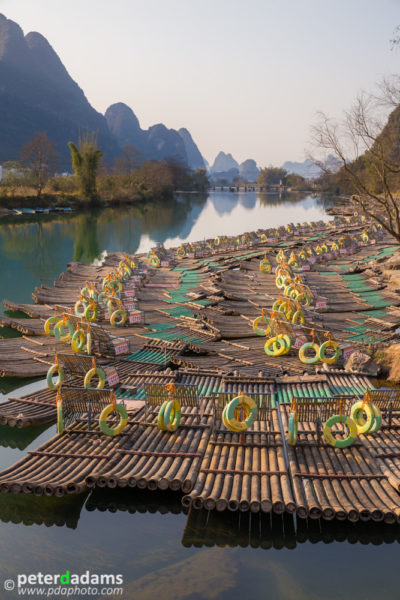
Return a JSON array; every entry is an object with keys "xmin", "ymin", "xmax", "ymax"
[
  {"xmin": 350, "ymin": 401, "xmax": 374, "ymax": 434},
  {"xmin": 84, "ymin": 367, "xmax": 106, "ymax": 389},
  {"xmin": 71, "ymin": 329, "xmax": 86, "ymax": 353},
  {"xmin": 319, "ymin": 340, "xmax": 340, "ymax": 365},
  {"xmin": 46, "ymin": 364, "xmax": 65, "ymax": 390},
  {"xmin": 99, "ymin": 403, "xmax": 128, "ymax": 437},
  {"xmin": 110, "ymin": 309, "xmax": 127, "ymax": 327},
  {"xmin": 223, "ymin": 395, "xmax": 257, "ymax": 432},
  {"xmin": 323, "ymin": 414, "xmax": 357, "ymax": 448},
  {"xmin": 44, "ymin": 316, "xmax": 60, "ymax": 336}
]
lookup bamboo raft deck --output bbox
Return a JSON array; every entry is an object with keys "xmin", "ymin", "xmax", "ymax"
[{"xmin": 280, "ymin": 404, "xmax": 400, "ymax": 523}]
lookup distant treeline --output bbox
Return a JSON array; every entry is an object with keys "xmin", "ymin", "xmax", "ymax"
[{"xmin": 0, "ymin": 133, "xmax": 210, "ymax": 207}]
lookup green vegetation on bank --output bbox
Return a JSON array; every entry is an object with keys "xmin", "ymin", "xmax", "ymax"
[
  {"xmin": 257, "ymin": 167, "xmax": 309, "ymax": 191},
  {"xmin": 0, "ymin": 133, "xmax": 210, "ymax": 208}
]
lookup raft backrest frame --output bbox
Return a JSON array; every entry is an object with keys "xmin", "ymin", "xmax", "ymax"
[
  {"xmin": 366, "ymin": 389, "xmax": 400, "ymax": 426},
  {"xmin": 60, "ymin": 386, "xmax": 114, "ymax": 430},
  {"xmin": 144, "ymin": 383, "xmax": 201, "ymax": 419},
  {"xmin": 55, "ymin": 310, "xmax": 119, "ymax": 357},
  {"xmin": 57, "ymin": 353, "xmax": 98, "ymax": 378},
  {"xmin": 290, "ymin": 395, "xmax": 356, "ymax": 424}
]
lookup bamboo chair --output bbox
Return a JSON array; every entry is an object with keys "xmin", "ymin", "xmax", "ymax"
[
  {"xmin": 212, "ymin": 392, "xmax": 275, "ymax": 437},
  {"xmin": 60, "ymin": 386, "xmax": 113, "ymax": 431},
  {"xmin": 289, "ymin": 395, "xmax": 355, "ymax": 443},
  {"xmin": 144, "ymin": 383, "xmax": 201, "ymax": 420},
  {"xmin": 364, "ymin": 389, "xmax": 400, "ymax": 427}
]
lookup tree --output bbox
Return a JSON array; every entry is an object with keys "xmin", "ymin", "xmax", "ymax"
[
  {"xmin": 286, "ymin": 173, "xmax": 307, "ymax": 189},
  {"xmin": 310, "ymin": 86, "xmax": 400, "ymax": 243},
  {"xmin": 134, "ymin": 160, "xmax": 175, "ymax": 198},
  {"xmin": 0, "ymin": 161, "xmax": 31, "ymax": 194},
  {"xmin": 114, "ymin": 145, "xmax": 141, "ymax": 176},
  {"xmin": 68, "ymin": 133, "xmax": 103, "ymax": 202},
  {"xmin": 20, "ymin": 132, "xmax": 58, "ymax": 198},
  {"xmin": 163, "ymin": 158, "xmax": 192, "ymax": 190},
  {"xmin": 257, "ymin": 167, "xmax": 287, "ymax": 188},
  {"xmin": 191, "ymin": 168, "xmax": 209, "ymax": 191}
]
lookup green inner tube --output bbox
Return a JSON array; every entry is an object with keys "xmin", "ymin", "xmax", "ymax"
[
  {"xmin": 54, "ymin": 320, "xmax": 74, "ymax": 341},
  {"xmin": 84, "ymin": 304, "xmax": 98, "ymax": 322},
  {"xmin": 319, "ymin": 340, "xmax": 341, "ymax": 364},
  {"xmin": 225, "ymin": 396, "xmax": 257, "ymax": 431},
  {"xmin": 299, "ymin": 342, "xmax": 320, "ymax": 364},
  {"xmin": 74, "ymin": 300, "xmax": 88, "ymax": 317},
  {"xmin": 110, "ymin": 309, "xmax": 127, "ymax": 327},
  {"xmin": 323, "ymin": 414, "xmax": 357, "ymax": 448},
  {"xmin": 44, "ymin": 316, "xmax": 59, "ymax": 336},
  {"xmin": 163, "ymin": 400, "xmax": 182, "ymax": 432},
  {"xmin": 265, "ymin": 336, "xmax": 287, "ymax": 357},
  {"xmin": 368, "ymin": 404, "xmax": 382, "ymax": 433},
  {"xmin": 350, "ymin": 401, "xmax": 375, "ymax": 434},
  {"xmin": 99, "ymin": 403, "xmax": 128, "ymax": 437},
  {"xmin": 46, "ymin": 364, "xmax": 65, "ymax": 390}
]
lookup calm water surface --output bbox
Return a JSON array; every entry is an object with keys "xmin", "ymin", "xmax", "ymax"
[
  {"xmin": 0, "ymin": 191, "xmax": 329, "ymax": 314},
  {"xmin": 0, "ymin": 191, "xmax": 398, "ymax": 600}
]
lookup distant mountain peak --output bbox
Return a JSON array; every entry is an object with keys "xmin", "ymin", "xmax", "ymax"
[
  {"xmin": 211, "ymin": 151, "xmax": 239, "ymax": 174},
  {"xmin": 0, "ymin": 13, "xmax": 27, "ymax": 62},
  {"xmin": 105, "ymin": 103, "xmax": 206, "ymax": 169},
  {"xmin": 281, "ymin": 155, "xmax": 341, "ymax": 179},
  {"xmin": 25, "ymin": 30, "xmax": 50, "ymax": 48},
  {"xmin": 239, "ymin": 159, "xmax": 259, "ymax": 182},
  {"xmin": 178, "ymin": 128, "xmax": 206, "ymax": 170},
  {"xmin": 105, "ymin": 103, "xmax": 141, "ymax": 135},
  {"xmin": 0, "ymin": 12, "xmax": 119, "ymax": 163}
]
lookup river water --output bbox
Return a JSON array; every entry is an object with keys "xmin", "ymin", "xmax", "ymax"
[{"xmin": 0, "ymin": 191, "xmax": 398, "ymax": 600}]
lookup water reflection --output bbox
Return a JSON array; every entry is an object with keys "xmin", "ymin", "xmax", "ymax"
[
  {"xmin": 182, "ymin": 509, "xmax": 400, "ymax": 549},
  {"xmin": 0, "ymin": 490, "xmax": 87, "ymax": 529},
  {"xmin": 238, "ymin": 193, "xmax": 257, "ymax": 210},
  {"xmin": 211, "ymin": 193, "xmax": 238, "ymax": 216},
  {"xmin": 0, "ymin": 221, "xmax": 64, "ymax": 283},
  {"xmin": 85, "ymin": 488, "xmax": 186, "ymax": 516},
  {"xmin": 0, "ymin": 191, "xmax": 329, "ymax": 319},
  {"xmin": 73, "ymin": 213, "xmax": 101, "ymax": 263},
  {"xmin": 0, "ymin": 422, "xmax": 52, "ymax": 451}
]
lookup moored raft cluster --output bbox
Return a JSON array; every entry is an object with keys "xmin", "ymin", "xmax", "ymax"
[{"xmin": 0, "ymin": 214, "xmax": 399, "ymax": 524}]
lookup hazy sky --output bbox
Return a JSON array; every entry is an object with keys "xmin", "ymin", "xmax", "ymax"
[{"xmin": 1, "ymin": 0, "xmax": 399, "ymax": 166}]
